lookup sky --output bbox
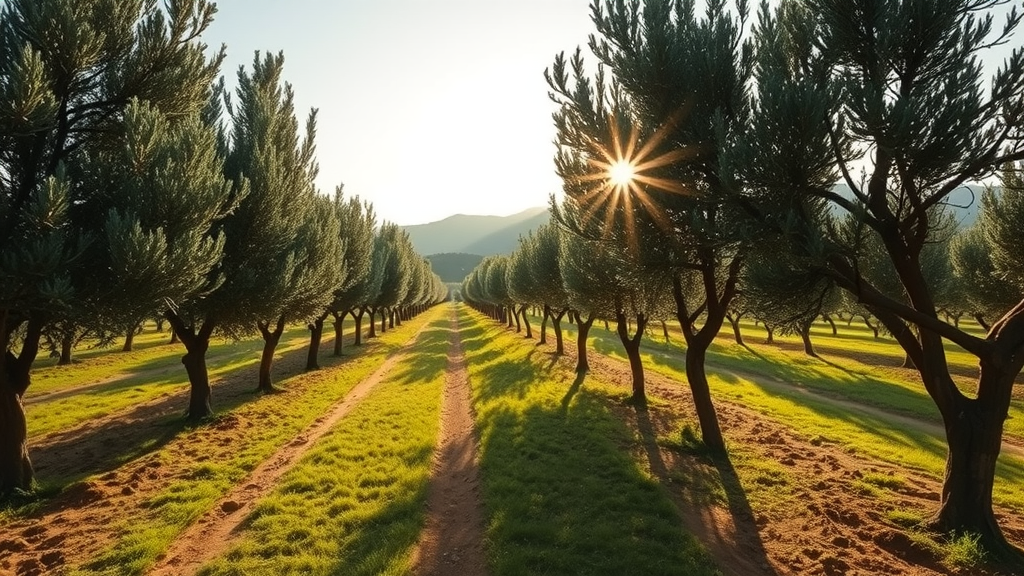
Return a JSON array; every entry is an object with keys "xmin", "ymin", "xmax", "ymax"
[
  {"xmin": 205, "ymin": 0, "xmax": 595, "ymax": 226},
  {"xmin": 204, "ymin": 1, "xmax": 1022, "ymax": 226}
]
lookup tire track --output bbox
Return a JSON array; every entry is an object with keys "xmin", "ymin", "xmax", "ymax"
[{"xmin": 411, "ymin": 307, "xmax": 488, "ymax": 576}]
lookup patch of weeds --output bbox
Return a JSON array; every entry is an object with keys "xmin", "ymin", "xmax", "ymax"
[
  {"xmin": 941, "ymin": 531, "xmax": 986, "ymax": 572},
  {"xmin": 850, "ymin": 479, "xmax": 882, "ymax": 498},
  {"xmin": 885, "ymin": 507, "xmax": 925, "ymax": 528},
  {"xmin": 861, "ymin": 471, "xmax": 906, "ymax": 490},
  {"xmin": 666, "ymin": 424, "xmax": 716, "ymax": 459}
]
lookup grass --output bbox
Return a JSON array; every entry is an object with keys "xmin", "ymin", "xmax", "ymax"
[
  {"xmin": 27, "ymin": 323, "xmax": 315, "ymax": 434},
  {"xmin": 532, "ymin": 313, "xmax": 1024, "ymax": 515},
  {"xmin": 459, "ymin": 305, "xmax": 717, "ymax": 576},
  {"xmin": 195, "ymin": 313, "xmax": 451, "ymax": 576},
  {"xmin": 64, "ymin": 308, "xmax": 443, "ymax": 576}
]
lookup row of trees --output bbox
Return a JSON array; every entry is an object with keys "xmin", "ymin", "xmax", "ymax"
[
  {"xmin": 0, "ymin": 1, "xmax": 446, "ymax": 494},
  {"xmin": 467, "ymin": 0, "xmax": 1024, "ymax": 561}
]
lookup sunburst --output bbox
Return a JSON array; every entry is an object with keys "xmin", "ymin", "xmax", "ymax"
[{"xmin": 570, "ymin": 106, "xmax": 697, "ymax": 254}]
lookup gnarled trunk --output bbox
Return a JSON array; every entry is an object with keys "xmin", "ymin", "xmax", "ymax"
[
  {"xmin": 931, "ymin": 365, "xmax": 1021, "ymax": 564},
  {"xmin": 257, "ymin": 315, "xmax": 286, "ymax": 393},
  {"xmin": 352, "ymin": 309, "xmax": 365, "ymax": 346},
  {"xmin": 59, "ymin": 333, "xmax": 73, "ymax": 365},
  {"xmin": 166, "ymin": 310, "xmax": 215, "ymax": 420},
  {"xmin": 615, "ymin": 311, "xmax": 647, "ymax": 402},
  {"xmin": 726, "ymin": 312, "xmax": 744, "ymax": 346},
  {"xmin": 307, "ymin": 313, "xmax": 327, "ymax": 370},
  {"xmin": 519, "ymin": 305, "xmax": 532, "ymax": 338},
  {"xmin": 512, "ymin": 305, "xmax": 521, "ymax": 332},
  {"xmin": 552, "ymin": 310, "xmax": 566, "ymax": 355},
  {"xmin": 0, "ymin": 315, "xmax": 41, "ymax": 493},
  {"xmin": 575, "ymin": 313, "xmax": 594, "ymax": 373},
  {"xmin": 122, "ymin": 327, "xmax": 135, "ymax": 352},
  {"xmin": 800, "ymin": 320, "xmax": 817, "ymax": 357}
]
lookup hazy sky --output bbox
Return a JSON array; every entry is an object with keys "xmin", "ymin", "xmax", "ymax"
[
  {"xmin": 205, "ymin": 0, "xmax": 595, "ymax": 225},
  {"xmin": 205, "ymin": 1, "xmax": 1021, "ymax": 226}
]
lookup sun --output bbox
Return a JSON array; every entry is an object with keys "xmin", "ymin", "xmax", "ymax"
[{"xmin": 608, "ymin": 160, "xmax": 636, "ymax": 187}]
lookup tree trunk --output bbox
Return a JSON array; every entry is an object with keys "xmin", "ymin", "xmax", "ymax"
[
  {"xmin": 671, "ymin": 273, "xmax": 729, "ymax": 453},
  {"xmin": 823, "ymin": 314, "xmax": 837, "ymax": 336},
  {"xmin": 764, "ymin": 324, "xmax": 774, "ymax": 344},
  {"xmin": 59, "ymin": 333, "xmax": 73, "ymax": 365},
  {"xmin": 331, "ymin": 312, "xmax": 345, "ymax": 356},
  {"xmin": 122, "ymin": 327, "xmax": 135, "ymax": 352},
  {"xmin": 0, "ymin": 357, "xmax": 33, "ymax": 491},
  {"xmin": 257, "ymin": 316, "xmax": 286, "ymax": 393},
  {"xmin": 575, "ymin": 313, "xmax": 594, "ymax": 373},
  {"xmin": 684, "ymin": 342, "xmax": 726, "ymax": 452},
  {"xmin": 388, "ymin": 309, "xmax": 395, "ymax": 329},
  {"xmin": 513, "ymin": 305, "xmax": 522, "ymax": 332},
  {"xmin": 727, "ymin": 313, "xmax": 744, "ymax": 346},
  {"xmin": 165, "ymin": 311, "xmax": 215, "ymax": 421},
  {"xmin": 380, "ymin": 309, "xmax": 387, "ymax": 333},
  {"xmin": 615, "ymin": 312, "xmax": 647, "ymax": 402},
  {"xmin": 169, "ymin": 329, "xmax": 179, "ymax": 344},
  {"xmin": 661, "ymin": 320, "xmax": 670, "ymax": 343},
  {"xmin": 800, "ymin": 321, "xmax": 817, "ymax": 357},
  {"xmin": 974, "ymin": 313, "xmax": 990, "ymax": 332},
  {"xmin": 552, "ymin": 310, "xmax": 566, "ymax": 355},
  {"xmin": 353, "ymin": 309, "xmax": 365, "ymax": 346},
  {"xmin": 931, "ymin": 370, "xmax": 1022, "ymax": 564},
  {"xmin": 307, "ymin": 313, "xmax": 327, "ymax": 370},
  {"xmin": 0, "ymin": 315, "xmax": 41, "ymax": 493},
  {"xmin": 520, "ymin": 305, "xmax": 532, "ymax": 338},
  {"xmin": 0, "ymin": 384, "xmax": 32, "ymax": 493},
  {"xmin": 368, "ymin": 308, "xmax": 377, "ymax": 338},
  {"xmin": 539, "ymin": 305, "xmax": 550, "ymax": 345}
]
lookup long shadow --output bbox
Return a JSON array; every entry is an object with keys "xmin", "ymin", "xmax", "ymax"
[
  {"xmin": 559, "ymin": 372, "xmax": 586, "ymax": 414},
  {"xmin": 27, "ymin": 328, "xmax": 377, "ymax": 493},
  {"xmin": 462, "ymin": 315, "xmax": 717, "ymax": 576},
  {"xmin": 632, "ymin": 404, "xmax": 778, "ymax": 576}
]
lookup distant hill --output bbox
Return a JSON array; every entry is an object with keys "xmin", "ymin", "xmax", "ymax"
[
  {"xmin": 403, "ymin": 207, "xmax": 549, "ymax": 256},
  {"xmin": 832, "ymin": 183, "xmax": 984, "ymax": 225},
  {"xmin": 426, "ymin": 253, "xmax": 484, "ymax": 283}
]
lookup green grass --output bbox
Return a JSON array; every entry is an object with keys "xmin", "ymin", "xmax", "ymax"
[
  {"xmin": 66, "ymin": 309, "xmax": 443, "ymax": 576},
  {"xmin": 533, "ymin": 314, "xmax": 1024, "ymax": 516},
  {"xmin": 25, "ymin": 323, "xmax": 363, "ymax": 438},
  {"xmin": 196, "ymin": 314, "xmax": 451, "ymax": 576},
  {"xmin": 460, "ymin": 305, "xmax": 717, "ymax": 576}
]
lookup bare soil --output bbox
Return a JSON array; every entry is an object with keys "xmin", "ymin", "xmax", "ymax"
[
  {"xmin": 0, "ymin": 327, "xmax": 401, "ymax": 576},
  {"xmin": 148, "ymin": 321, "xmax": 431, "ymax": 575},
  {"xmin": 411, "ymin": 310, "xmax": 488, "ymax": 576},
  {"xmin": 577, "ymin": 346, "xmax": 1024, "ymax": 576}
]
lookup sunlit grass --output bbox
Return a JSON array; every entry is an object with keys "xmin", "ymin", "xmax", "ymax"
[
  {"xmin": 460, "ymin": 305, "xmax": 717, "ymax": 576},
  {"xmin": 66, "ymin": 309, "xmax": 443, "ymax": 576},
  {"xmin": 25, "ymin": 326, "xmax": 314, "ymax": 438},
  {"xmin": 533, "ymin": 313, "xmax": 1024, "ymax": 515},
  {"xmin": 196, "ymin": 315, "xmax": 451, "ymax": 576}
]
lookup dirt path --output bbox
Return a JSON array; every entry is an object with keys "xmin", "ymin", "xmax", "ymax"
[
  {"xmin": 147, "ymin": 321, "xmax": 433, "ymax": 576},
  {"xmin": 411, "ymin": 309, "xmax": 488, "ymax": 576},
  {"xmin": 0, "ymin": 324, "xmax": 409, "ymax": 576},
  {"xmin": 576, "ymin": 345, "xmax": 1024, "ymax": 576}
]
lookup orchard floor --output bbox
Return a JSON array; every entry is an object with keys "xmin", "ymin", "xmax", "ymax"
[{"xmin": 2, "ymin": 305, "xmax": 1023, "ymax": 576}]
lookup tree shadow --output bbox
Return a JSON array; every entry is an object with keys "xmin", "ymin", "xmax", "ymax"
[
  {"xmin": 28, "ymin": 329, "xmax": 370, "ymax": 494},
  {"xmin": 632, "ymin": 403, "xmax": 779, "ymax": 576},
  {"xmin": 560, "ymin": 372, "xmax": 586, "ymax": 414}
]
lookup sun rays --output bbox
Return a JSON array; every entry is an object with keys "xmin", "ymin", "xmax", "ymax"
[{"xmin": 568, "ymin": 109, "xmax": 697, "ymax": 254}]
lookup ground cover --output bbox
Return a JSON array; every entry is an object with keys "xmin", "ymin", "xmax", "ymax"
[
  {"xmin": 460, "ymin": 306, "xmax": 718, "ymax": 576},
  {"xmin": 0, "ymin": 310, "xmax": 437, "ymax": 576},
  {"xmin": 193, "ymin": 313, "xmax": 451, "ymax": 576}
]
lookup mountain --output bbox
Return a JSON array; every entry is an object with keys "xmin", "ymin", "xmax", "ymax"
[
  {"xmin": 832, "ymin": 183, "xmax": 985, "ymax": 225},
  {"xmin": 425, "ymin": 253, "xmax": 484, "ymax": 283},
  {"xmin": 402, "ymin": 207, "xmax": 549, "ymax": 257}
]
